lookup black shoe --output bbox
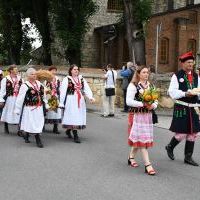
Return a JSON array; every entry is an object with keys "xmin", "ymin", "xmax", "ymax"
[
  {"xmin": 24, "ymin": 133, "xmax": 31, "ymax": 143},
  {"xmin": 73, "ymin": 130, "xmax": 81, "ymax": 143},
  {"xmin": 184, "ymin": 141, "xmax": 199, "ymax": 166},
  {"xmin": 108, "ymin": 114, "xmax": 115, "ymax": 117},
  {"xmin": 35, "ymin": 134, "xmax": 44, "ymax": 148},
  {"xmin": 165, "ymin": 137, "xmax": 180, "ymax": 160},
  {"xmin": 65, "ymin": 129, "xmax": 72, "ymax": 138},
  {"xmin": 17, "ymin": 130, "xmax": 24, "ymax": 137},
  {"xmin": 4, "ymin": 122, "xmax": 9, "ymax": 134},
  {"xmin": 184, "ymin": 157, "xmax": 199, "ymax": 166},
  {"xmin": 165, "ymin": 145, "xmax": 175, "ymax": 160},
  {"xmin": 100, "ymin": 114, "xmax": 109, "ymax": 118},
  {"xmin": 53, "ymin": 124, "xmax": 60, "ymax": 134}
]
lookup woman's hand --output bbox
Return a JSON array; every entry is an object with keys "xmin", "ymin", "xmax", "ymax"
[
  {"xmin": 89, "ymin": 98, "xmax": 95, "ymax": 104},
  {"xmin": 144, "ymin": 103, "xmax": 154, "ymax": 110}
]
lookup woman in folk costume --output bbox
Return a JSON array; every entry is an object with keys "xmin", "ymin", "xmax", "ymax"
[
  {"xmin": 0, "ymin": 65, "xmax": 23, "ymax": 135},
  {"xmin": 59, "ymin": 64, "xmax": 95, "ymax": 143},
  {"xmin": 44, "ymin": 66, "xmax": 61, "ymax": 134},
  {"xmin": 14, "ymin": 68, "xmax": 47, "ymax": 148},
  {"xmin": 166, "ymin": 52, "xmax": 200, "ymax": 166},
  {"xmin": 126, "ymin": 66, "xmax": 158, "ymax": 176}
]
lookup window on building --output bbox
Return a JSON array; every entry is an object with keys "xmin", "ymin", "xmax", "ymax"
[
  {"xmin": 159, "ymin": 38, "xmax": 169, "ymax": 64},
  {"xmin": 188, "ymin": 11, "xmax": 197, "ymax": 24},
  {"xmin": 107, "ymin": 0, "xmax": 123, "ymax": 12},
  {"xmin": 168, "ymin": 0, "xmax": 174, "ymax": 11},
  {"xmin": 187, "ymin": 0, "xmax": 194, "ymax": 5},
  {"xmin": 187, "ymin": 39, "xmax": 196, "ymax": 55}
]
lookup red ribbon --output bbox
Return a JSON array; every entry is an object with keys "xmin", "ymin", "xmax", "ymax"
[
  {"xmin": 72, "ymin": 77, "xmax": 82, "ymax": 108},
  {"xmin": 187, "ymin": 73, "xmax": 193, "ymax": 84}
]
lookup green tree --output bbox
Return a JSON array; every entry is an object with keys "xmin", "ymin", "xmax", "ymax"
[
  {"xmin": 0, "ymin": 0, "xmax": 23, "ymax": 64},
  {"xmin": 50, "ymin": 0, "xmax": 98, "ymax": 66}
]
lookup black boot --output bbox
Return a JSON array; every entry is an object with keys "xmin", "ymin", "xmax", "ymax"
[
  {"xmin": 24, "ymin": 133, "xmax": 30, "ymax": 143},
  {"xmin": 4, "ymin": 122, "xmax": 9, "ymax": 134},
  {"xmin": 53, "ymin": 124, "xmax": 60, "ymax": 134},
  {"xmin": 35, "ymin": 134, "xmax": 44, "ymax": 148},
  {"xmin": 184, "ymin": 141, "xmax": 199, "ymax": 166},
  {"xmin": 165, "ymin": 137, "xmax": 180, "ymax": 160},
  {"xmin": 72, "ymin": 130, "xmax": 81, "ymax": 143},
  {"xmin": 65, "ymin": 129, "xmax": 72, "ymax": 138}
]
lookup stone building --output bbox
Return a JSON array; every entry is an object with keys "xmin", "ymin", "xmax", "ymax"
[
  {"xmin": 81, "ymin": 0, "xmax": 127, "ymax": 68},
  {"xmin": 146, "ymin": 0, "xmax": 200, "ymax": 73}
]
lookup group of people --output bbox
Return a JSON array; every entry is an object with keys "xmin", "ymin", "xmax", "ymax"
[
  {"xmin": 0, "ymin": 64, "xmax": 95, "ymax": 148},
  {"xmin": 0, "ymin": 51, "xmax": 199, "ymax": 175},
  {"xmin": 125, "ymin": 51, "xmax": 200, "ymax": 176}
]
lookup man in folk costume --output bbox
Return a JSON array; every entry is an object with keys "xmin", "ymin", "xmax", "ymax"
[
  {"xmin": 59, "ymin": 64, "xmax": 95, "ymax": 143},
  {"xmin": 14, "ymin": 68, "xmax": 48, "ymax": 148},
  {"xmin": 44, "ymin": 66, "xmax": 61, "ymax": 134},
  {"xmin": 166, "ymin": 52, "xmax": 200, "ymax": 166},
  {"xmin": 0, "ymin": 65, "xmax": 23, "ymax": 135}
]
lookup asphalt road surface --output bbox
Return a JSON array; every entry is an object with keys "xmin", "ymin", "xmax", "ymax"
[{"xmin": 0, "ymin": 112, "xmax": 200, "ymax": 200}]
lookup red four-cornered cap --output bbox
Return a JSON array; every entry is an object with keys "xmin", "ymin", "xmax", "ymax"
[{"xmin": 179, "ymin": 51, "xmax": 195, "ymax": 62}]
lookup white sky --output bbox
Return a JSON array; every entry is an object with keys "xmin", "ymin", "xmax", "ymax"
[{"xmin": 22, "ymin": 18, "xmax": 42, "ymax": 49}]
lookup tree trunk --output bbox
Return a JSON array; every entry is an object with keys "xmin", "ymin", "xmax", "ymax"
[
  {"xmin": 31, "ymin": 0, "xmax": 52, "ymax": 65},
  {"xmin": 123, "ymin": 0, "xmax": 146, "ymax": 65}
]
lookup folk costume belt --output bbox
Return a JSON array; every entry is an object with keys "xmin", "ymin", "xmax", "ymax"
[{"xmin": 175, "ymin": 100, "xmax": 200, "ymax": 107}]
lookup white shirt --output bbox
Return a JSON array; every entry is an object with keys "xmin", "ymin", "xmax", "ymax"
[
  {"xmin": 168, "ymin": 73, "xmax": 200, "ymax": 99},
  {"xmin": 104, "ymin": 69, "xmax": 117, "ymax": 88}
]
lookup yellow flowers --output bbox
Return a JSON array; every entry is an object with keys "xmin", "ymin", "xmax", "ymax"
[
  {"xmin": 140, "ymin": 86, "xmax": 159, "ymax": 104},
  {"xmin": 48, "ymin": 96, "xmax": 59, "ymax": 111}
]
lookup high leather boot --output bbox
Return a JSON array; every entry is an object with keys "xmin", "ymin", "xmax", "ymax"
[
  {"xmin": 65, "ymin": 129, "xmax": 72, "ymax": 138},
  {"xmin": 24, "ymin": 133, "xmax": 30, "ymax": 143},
  {"xmin": 4, "ymin": 122, "xmax": 9, "ymax": 134},
  {"xmin": 184, "ymin": 141, "xmax": 199, "ymax": 166},
  {"xmin": 35, "ymin": 134, "xmax": 44, "ymax": 148},
  {"xmin": 72, "ymin": 130, "xmax": 81, "ymax": 143},
  {"xmin": 53, "ymin": 124, "xmax": 60, "ymax": 134},
  {"xmin": 165, "ymin": 136, "xmax": 180, "ymax": 160}
]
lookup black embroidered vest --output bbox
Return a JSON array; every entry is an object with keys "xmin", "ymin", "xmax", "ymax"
[
  {"xmin": 176, "ymin": 69, "xmax": 198, "ymax": 103},
  {"xmin": 24, "ymin": 84, "xmax": 44, "ymax": 106},
  {"xmin": 6, "ymin": 78, "xmax": 22, "ymax": 97},
  {"xmin": 66, "ymin": 77, "xmax": 84, "ymax": 95}
]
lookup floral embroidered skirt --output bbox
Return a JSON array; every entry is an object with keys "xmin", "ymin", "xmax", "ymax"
[{"xmin": 128, "ymin": 112, "xmax": 153, "ymax": 148}]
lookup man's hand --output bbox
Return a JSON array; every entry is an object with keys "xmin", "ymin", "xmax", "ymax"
[{"xmin": 185, "ymin": 90, "xmax": 195, "ymax": 97}]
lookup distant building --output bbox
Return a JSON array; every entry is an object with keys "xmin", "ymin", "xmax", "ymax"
[{"xmin": 146, "ymin": 0, "xmax": 200, "ymax": 72}]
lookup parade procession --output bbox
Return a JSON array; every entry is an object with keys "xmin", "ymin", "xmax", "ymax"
[
  {"xmin": 0, "ymin": 64, "xmax": 95, "ymax": 148},
  {"xmin": 1, "ymin": 0, "xmax": 200, "ymax": 199}
]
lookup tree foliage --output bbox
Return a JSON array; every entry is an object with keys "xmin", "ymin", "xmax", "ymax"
[{"xmin": 50, "ymin": 0, "xmax": 98, "ymax": 65}]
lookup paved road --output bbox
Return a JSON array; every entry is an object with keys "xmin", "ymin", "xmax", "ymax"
[{"xmin": 0, "ymin": 111, "xmax": 200, "ymax": 200}]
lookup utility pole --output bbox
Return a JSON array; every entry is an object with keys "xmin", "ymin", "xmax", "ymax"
[{"xmin": 155, "ymin": 23, "xmax": 162, "ymax": 74}]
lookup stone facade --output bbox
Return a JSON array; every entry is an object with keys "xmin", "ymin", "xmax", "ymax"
[{"xmin": 81, "ymin": 0, "xmax": 122, "ymax": 67}]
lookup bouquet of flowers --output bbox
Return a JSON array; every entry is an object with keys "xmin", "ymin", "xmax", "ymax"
[
  {"xmin": 139, "ymin": 86, "xmax": 159, "ymax": 105},
  {"xmin": 48, "ymin": 95, "xmax": 59, "ymax": 111}
]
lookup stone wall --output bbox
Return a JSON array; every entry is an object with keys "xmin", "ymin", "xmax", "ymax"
[{"xmin": 81, "ymin": 0, "xmax": 122, "ymax": 67}]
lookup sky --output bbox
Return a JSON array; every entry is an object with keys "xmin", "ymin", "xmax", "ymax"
[{"xmin": 22, "ymin": 18, "xmax": 42, "ymax": 49}]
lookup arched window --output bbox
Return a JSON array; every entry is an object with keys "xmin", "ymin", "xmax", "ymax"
[
  {"xmin": 107, "ymin": 0, "xmax": 123, "ymax": 12},
  {"xmin": 159, "ymin": 37, "xmax": 169, "ymax": 64},
  {"xmin": 187, "ymin": 39, "xmax": 196, "ymax": 55}
]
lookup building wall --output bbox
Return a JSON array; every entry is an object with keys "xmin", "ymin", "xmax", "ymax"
[
  {"xmin": 81, "ymin": 0, "xmax": 122, "ymax": 67},
  {"xmin": 146, "ymin": 6, "xmax": 200, "ymax": 73}
]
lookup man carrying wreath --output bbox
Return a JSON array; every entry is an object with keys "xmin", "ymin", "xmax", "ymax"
[{"xmin": 166, "ymin": 51, "xmax": 200, "ymax": 166}]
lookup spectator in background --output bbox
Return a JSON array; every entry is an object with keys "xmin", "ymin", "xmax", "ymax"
[
  {"xmin": 101, "ymin": 64, "xmax": 117, "ymax": 117},
  {"xmin": 120, "ymin": 62, "xmax": 135, "ymax": 112},
  {"xmin": 0, "ymin": 69, "xmax": 3, "ymax": 117}
]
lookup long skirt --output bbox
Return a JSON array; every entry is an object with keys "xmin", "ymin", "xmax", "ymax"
[
  {"xmin": 1, "ymin": 96, "xmax": 20, "ymax": 124},
  {"xmin": 128, "ymin": 112, "xmax": 153, "ymax": 148},
  {"xmin": 62, "ymin": 94, "xmax": 86, "ymax": 129},
  {"xmin": 45, "ymin": 108, "xmax": 61, "ymax": 124},
  {"xmin": 20, "ymin": 106, "xmax": 44, "ymax": 134}
]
